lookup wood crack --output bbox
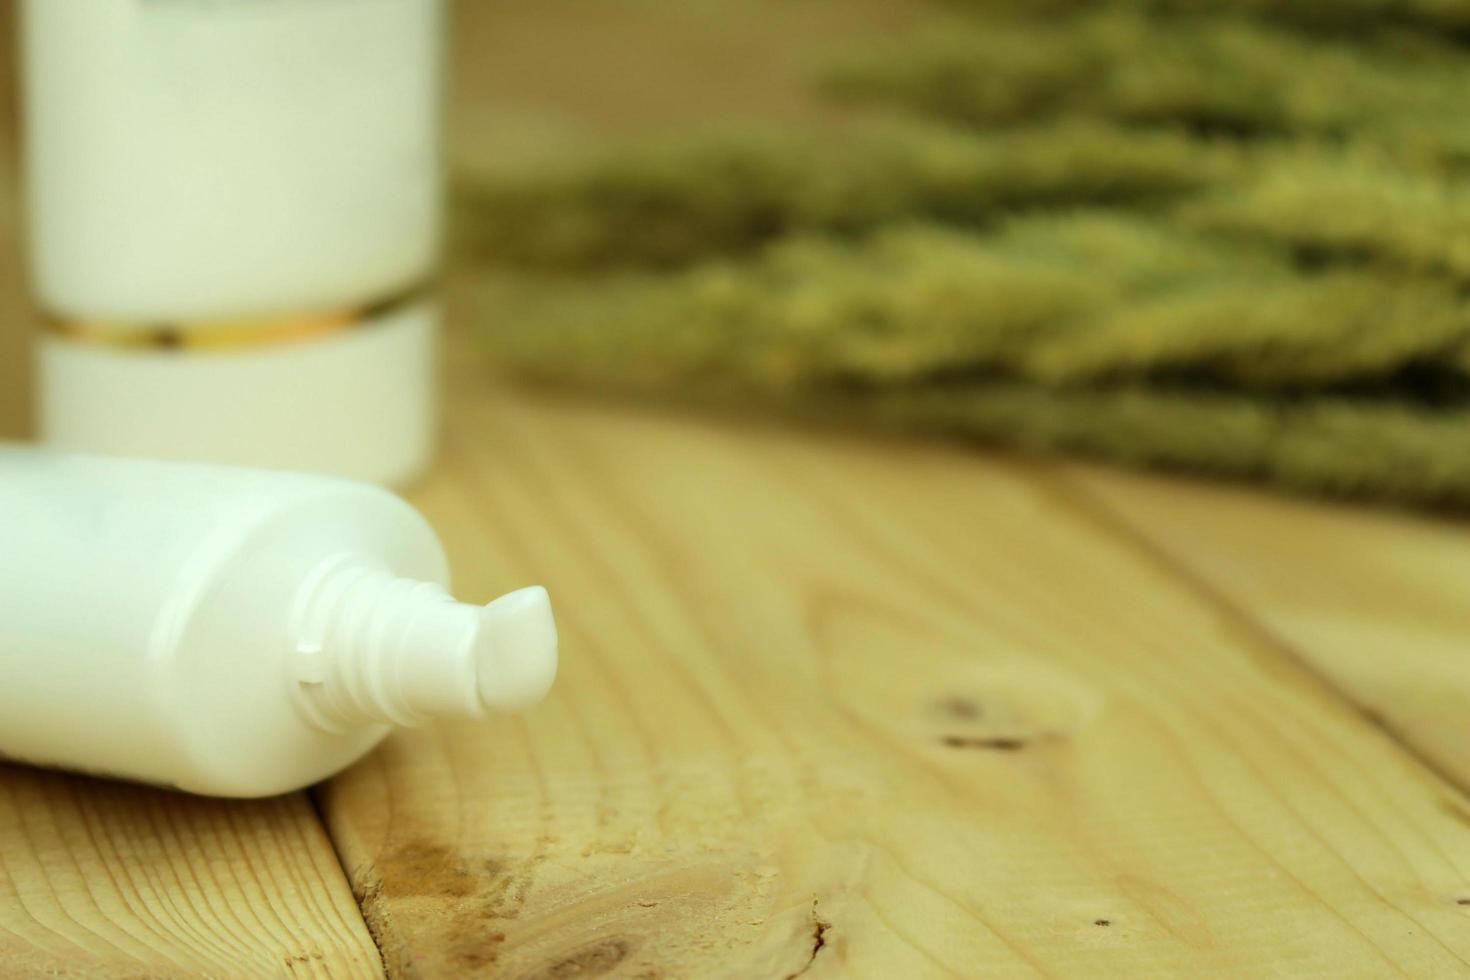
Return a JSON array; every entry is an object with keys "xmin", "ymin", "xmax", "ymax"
[
  {"xmin": 784, "ymin": 900, "xmax": 831, "ymax": 980},
  {"xmin": 307, "ymin": 787, "xmax": 392, "ymax": 978}
]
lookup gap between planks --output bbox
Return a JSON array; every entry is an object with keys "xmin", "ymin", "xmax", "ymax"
[{"xmin": 1046, "ymin": 463, "xmax": 1470, "ymax": 802}]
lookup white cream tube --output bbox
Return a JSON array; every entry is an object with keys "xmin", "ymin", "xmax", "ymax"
[
  {"xmin": 0, "ymin": 448, "xmax": 557, "ymax": 797},
  {"xmin": 21, "ymin": 0, "xmax": 444, "ymax": 484}
]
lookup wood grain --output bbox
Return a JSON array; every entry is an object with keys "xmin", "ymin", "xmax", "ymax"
[
  {"xmin": 0, "ymin": 766, "xmax": 382, "ymax": 978},
  {"xmin": 1072, "ymin": 465, "xmax": 1470, "ymax": 792},
  {"xmin": 318, "ymin": 372, "xmax": 1470, "ymax": 978}
]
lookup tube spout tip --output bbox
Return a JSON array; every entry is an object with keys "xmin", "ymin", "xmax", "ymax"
[{"xmin": 474, "ymin": 586, "xmax": 558, "ymax": 712}]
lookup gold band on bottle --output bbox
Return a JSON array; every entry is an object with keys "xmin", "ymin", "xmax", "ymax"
[{"xmin": 43, "ymin": 282, "xmax": 431, "ymax": 352}]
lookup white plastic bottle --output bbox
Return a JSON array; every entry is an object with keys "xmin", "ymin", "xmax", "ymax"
[
  {"xmin": 20, "ymin": 0, "xmax": 443, "ymax": 484},
  {"xmin": 0, "ymin": 448, "xmax": 557, "ymax": 798}
]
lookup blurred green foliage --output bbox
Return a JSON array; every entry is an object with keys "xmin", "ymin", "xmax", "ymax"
[{"xmin": 463, "ymin": 0, "xmax": 1470, "ymax": 507}]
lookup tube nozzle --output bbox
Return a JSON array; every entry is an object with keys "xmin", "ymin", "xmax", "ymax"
[
  {"xmin": 474, "ymin": 586, "xmax": 558, "ymax": 712},
  {"xmin": 292, "ymin": 561, "xmax": 559, "ymax": 730}
]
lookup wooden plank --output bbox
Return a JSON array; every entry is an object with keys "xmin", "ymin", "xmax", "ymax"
[
  {"xmin": 320, "ymin": 380, "xmax": 1470, "ymax": 978},
  {"xmin": 0, "ymin": 766, "xmax": 383, "ymax": 977},
  {"xmin": 1071, "ymin": 464, "xmax": 1470, "ymax": 792}
]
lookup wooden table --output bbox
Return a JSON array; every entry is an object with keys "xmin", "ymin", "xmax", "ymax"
[
  {"xmin": 6, "ymin": 344, "xmax": 1470, "ymax": 978},
  {"xmin": 4, "ymin": 3, "xmax": 1470, "ymax": 977}
]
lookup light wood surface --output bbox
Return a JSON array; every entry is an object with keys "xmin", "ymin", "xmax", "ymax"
[
  {"xmin": 311, "ymin": 363, "xmax": 1470, "ymax": 978},
  {"xmin": 0, "ymin": 766, "xmax": 381, "ymax": 978},
  {"xmin": 5, "ymin": 1, "xmax": 1470, "ymax": 977},
  {"xmin": 1075, "ymin": 466, "xmax": 1470, "ymax": 792},
  {"xmin": 6, "ymin": 357, "xmax": 1470, "ymax": 977}
]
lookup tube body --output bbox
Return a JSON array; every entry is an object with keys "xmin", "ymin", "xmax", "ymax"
[
  {"xmin": 21, "ymin": 0, "xmax": 443, "ymax": 484},
  {"xmin": 0, "ymin": 449, "xmax": 513, "ymax": 797}
]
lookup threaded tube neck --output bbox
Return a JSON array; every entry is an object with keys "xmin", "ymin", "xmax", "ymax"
[{"xmin": 290, "ymin": 557, "xmax": 557, "ymax": 732}]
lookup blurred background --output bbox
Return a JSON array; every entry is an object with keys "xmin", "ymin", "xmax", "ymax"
[
  {"xmin": 0, "ymin": 0, "xmax": 914, "ymax": 439},
  {"xmin": 6, "ymin": 0, "xmax": 1470, "ymax": 507}
]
